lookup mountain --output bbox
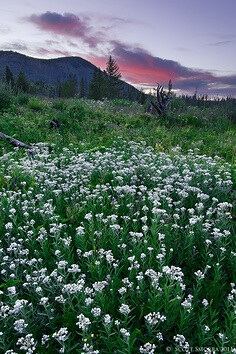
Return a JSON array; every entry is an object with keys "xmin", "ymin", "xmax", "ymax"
[
  {"xmin": 0, "ymin": 51, "xmax": 139, "ymax": 97},
  {"xmin": 0, "ymin": 51, "xmax": 96, "ymax": 84}
]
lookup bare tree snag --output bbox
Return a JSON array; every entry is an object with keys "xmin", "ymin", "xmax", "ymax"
[
  {"xmin": 151, "ymin": 84, "xmax": 173, "ymax": 116},
  {"xmin": 47, "ymin": 118, "xmax": 65, "ymax": 129},
  {"xmin": 0, "ymin": 131, "xmax": 32, "ymax": 149}
]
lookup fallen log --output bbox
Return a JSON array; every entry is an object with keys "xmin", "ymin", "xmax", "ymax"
[{"xmin": 0, "ymin": 131, "xmax": 32, "ymax": 149}]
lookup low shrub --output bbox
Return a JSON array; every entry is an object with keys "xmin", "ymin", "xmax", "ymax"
[
  {"xmin": 28, "ymin": 97, "xmax": 44, "ymax": 111},
  {"xmin": 52, "ymin": 99, "xmax": 67, "ymax": 111},
  {"xmin": 169, "ymin": 97, "xmax": 187, "ymax": 110},
  {"xmin": 17, "ymin": 93, "xmax": 29, "ymax": 105},
  {"xmin": 68, "ymin": 104, "xmax": 86, "ymax": 121},
  {"xmin": 229, "ymin": 109, "xmax": 236, "ymax": 125},
  {"xmin": 0, "ymin": 82, "xmax": 14, "ymax": 111}
]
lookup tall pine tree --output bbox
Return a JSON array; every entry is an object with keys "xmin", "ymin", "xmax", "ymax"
[
  {"xmin": 16, "ymin": 69, "xmax": 29, "ymax": 93},
  {"xmin": 79, "ymin": 77, "xmax": 86, "ymax": 98},
  {"xmin": 56, "ymin": 77, "xmax": 62, "ymax": 97},
  {"xmin": 168, "ymin": 79, "xmax": 172, "ymax": 94},
  {"xmin": 61, "ymin": 74, "xmax": 78, "ymax": 98},
  {"xmin": 5, "ymin": 66, "xmax": 14, "ymax": 88},
  {"xmin": 89, "ymin": 67, "xmax": 105, "ymax": 100},
  {"xmin": 104, "ymin": 56, "xmax": 121, "ymax": 99}
]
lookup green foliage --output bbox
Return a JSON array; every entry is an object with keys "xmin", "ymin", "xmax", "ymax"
[
  {"xmin": 0, "ymin": 81, "xmax": 15, "ymax": 111},
  {"xmin": 0, "ymin": 90, "xmax": 13, "ymax": 111},
  {"xmin": 28, "ymin": 97, "xmax": 44, "ymax": 111},
  {"xmin": 89, "ymin": 67, "xmax": 106, "ymax": 100},
  {"xmin": 229, "ymin": 109, "xmax": 236, "ymax": 125},
  {"xmin": 168, "ymin": 79, "xmax": 172, "ymax": 94},
  {"xmin": 68, "ymin": 103, "xmax": 86, "ymax": 121},
  {"xmin": 79, "ymin": 77, "xmax": 86, "ymax": 98},
  {"xmin": 5, "ymin": 65, "xmax": 14, "ymax": 88},
  {"xmin": 104, "ymin": 56, "xmax": 122, "ymax": 99},
  {"xmin": 105, "ymin": 56, "xmax": 121, "ymax": 80},
  {"xmin": 0, "ymin": 96, "xmax": 235, "ymax": 351},
  {"xmin": 52, "ymin": 99, "xmax": 67, "ymax": 111},
  {"xmin": 16, "ymin": 69, "xmax": 29, "ymax": 93},
  {"xmin": 169, "ymin": 97, "xmax": 187, "ymax": 110},
  {"xmin": 0, "ymin": 141, "xmax": 235, "ymax": 352},
  {"xmin": 17, "ymin": 93, "xmax": 29, "ymax": 105},
  {"xmin": 56, "ymin": 77, "xmax": 62, "ymax": 98},
  {"xmin": 0, "ymin": 95, "xmax": 235, "ymax": 167},
  {"xmin": 61, "ymin": 74, "xmax": 78, "ymax": 98},
  {"xmin": 138, "ymin": 90, "xmax": 146, "ymax": 105}
]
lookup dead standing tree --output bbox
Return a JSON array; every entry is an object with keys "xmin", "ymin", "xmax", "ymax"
[{"xmin": 151, "ymin": 84, "xmax": 173, "ymax": 117}]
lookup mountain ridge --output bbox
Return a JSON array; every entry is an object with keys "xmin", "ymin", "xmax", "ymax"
[
  {"xmin": 0, "ymin": 51, "xmax": 96, "ymax": 84},
  {"xmin": 0, "ymin": 51, "xmax": 138, "ymax": 97}
]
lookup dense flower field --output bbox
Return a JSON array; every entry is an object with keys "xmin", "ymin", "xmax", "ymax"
[{"xmin": 0, "ymin": 140, "xmax": 235, "ymax": 353}]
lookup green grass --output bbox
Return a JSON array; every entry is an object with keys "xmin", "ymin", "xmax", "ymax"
[
  {"xmin": 0, "ymin": 97, "xmax": 235, "ymax": 353},
  {"xmin": 0, "ymin": 98, "xmax": 235, "ymax": 165}
]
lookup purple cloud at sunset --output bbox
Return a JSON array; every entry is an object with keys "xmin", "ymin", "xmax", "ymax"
[
  {"xmin": 89, "ymin": 42, "xmax": 236, "ymax": 96},
  {"xmin": 29, "ymin": 12, "xmax": 100, "ymax": 48},
  {"xmin": 24, "ymin": 10, "xmax": 236, "ymax": 96},
  {"xmin": 1, "ymin": 0, "xmax": 235, "ymax": 97}
]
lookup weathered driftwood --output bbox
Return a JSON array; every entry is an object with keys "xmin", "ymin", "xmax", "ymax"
[
  {"xmin": 151, "ymin": 84, "xmax": 173, "ymax": 116},
  {"xmin": 0, "ymin": 131, "xmax": 32, "ymax": 149}
]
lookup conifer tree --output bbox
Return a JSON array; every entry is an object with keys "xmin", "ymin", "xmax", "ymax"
[
  {"xmin": 89, "ymin": 67, "xmax": 105, "ymax": 100},
  {"xmin": 168, "ymin": 79, "xmax": 172, "ymax": 94},
  {"xmin": 61, "ymin": 74, "xmax": 78, "ymax": 98},
  {"xmin": 5, "ymin": 66, "xmax": 14, "ymax": 88},
  {"xmin": 56, "ymin": 77, "xmax": 62, "ymax": 97},
  {"xmin": 104, "ymin": 56, "xmax": 121, "ymax": 99},
  {"xmin": 61, "ymin": 80, "xmax": 69, "ymax": 98},
  {"xmin": 69, "ymin": 74, "xmax": 78, "ymax": 97},
  {"xmin": 16, "ymin": 69, "xmax": 29, "ymax": 93},
  {"xmin": 89, "ymin": 67, "xmax": 98, "ymax": 100},
  {"xmin": 138, "ymin": 90, "xmax": 146, "ymax": 105},
  {"xmin": 128, "ymin": 86, "xmax": 136, "ymax": 101},
  {"xmin": 80, "ymin": 77, "xmax": 86, "ymax": 98}
]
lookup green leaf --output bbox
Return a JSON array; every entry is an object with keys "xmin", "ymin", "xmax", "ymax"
[{"xmin": 0, "ymin": 279, "xmax": 22, "ymax": 289}]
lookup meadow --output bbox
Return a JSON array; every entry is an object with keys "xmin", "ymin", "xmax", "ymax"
[{"xmin": 0, "ymin": 96, "xmax": 235, "ymax": 353}]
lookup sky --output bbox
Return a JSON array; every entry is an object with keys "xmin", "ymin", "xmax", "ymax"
[{"xmin": 0, "ymin": 0, "xmax": 235, "ymax": 97}]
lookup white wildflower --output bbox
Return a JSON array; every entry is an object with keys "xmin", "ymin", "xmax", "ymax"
[
  {"xmin": 76, "ymin": 314, "xmax": 91, "ymax": 330},
  {"xmin": 119, "ymin": 304, "xmax": 131, "ymax": 315}
]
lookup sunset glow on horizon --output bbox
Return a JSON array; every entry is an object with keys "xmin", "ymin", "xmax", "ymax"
[{"xmin": 0, "ymin": 0, "xmax": 235, "ymax": 96}]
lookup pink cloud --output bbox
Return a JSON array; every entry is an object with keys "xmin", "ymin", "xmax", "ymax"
[
  {"xmin": 89, "ymin": 43, "xmax": 236, "ymax": 95},
  {"xmin": 25, "ymin": 12, "xmax": 236, "ymax": 96},
  {"xmin": 29, "ymin": 12, "xmax": 99, "ymax": 47}
]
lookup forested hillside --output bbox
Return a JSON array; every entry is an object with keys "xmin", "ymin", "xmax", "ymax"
[{"xmin": 0, "ymin": 51, "xmax": 140, "ymax": 99}]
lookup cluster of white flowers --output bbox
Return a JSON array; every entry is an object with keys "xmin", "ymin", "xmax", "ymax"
[
  {"xmin": 120, "ymin": 328, "xmax": 130, "ymax": 339},
  {"xmin": 174, "ymin": 334, "xmax": 191, "ymax": 354},
  {"xmin": 82, "ymin": 342, "xmax": 100, "ymax": 353},
  {"xmin": 181, "ymin": 294, "xmax": 194, "ymax": 313},
  {"xmin": 91, "ymin": 307, "xmax": 101, "ymax": 317},
  {"xmin": 194, "ymin": 270, "xmax": 205, "ymax": 280},
  {"xmin": 0, "ymin": 140, "xmax": 234, "ymax": 352},
  {"xmin": 16, "ymin": 334, "xmax": 36, "ymax": 353},
  {"xmin": 76, "ymin": 314, "xmax": 91, "ymax": 330},
  {"xmin": 104, "ymin": 314, "xmax": 112, "ymax": 325},
  {"xmin": 144, "ymin": 312, "xmax": 166, "ymax": 326},
  {"xmin": 119, "ymin": 304, "xmax": 131, "ymax": 315},
  {"xmin": 13, "ymin": 319, "xmax": 28, "ymax": 333},
  {"xmin": 139, "ymin": 342, "xmax": 156, "ymax": 353},
  {"xmin": 52, "ymin": 327, "xmax": 69, "ymax": 342}
]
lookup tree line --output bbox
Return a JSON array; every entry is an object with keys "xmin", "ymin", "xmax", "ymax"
[
  {"xmin": 1, "ymin": 56, "xmax": 147, "ymax": 103},
  {"xmin": 2, "ymin": 65, "xmax": 86, "ymax": 99}
]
